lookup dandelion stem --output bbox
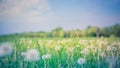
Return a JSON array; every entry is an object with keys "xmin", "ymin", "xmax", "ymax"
[{"xmin": 44, "ymin": 60, "xmax": 47, "ymax": 68}]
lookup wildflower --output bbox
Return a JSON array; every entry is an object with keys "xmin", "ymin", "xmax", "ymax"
[
  {"xmin": 21, "ymin": 52, "xmax": 26, "ymax": 57},
  {"xmin": 55, "ymin": 46, "xmax": 61, "ymax": 51},
  {"xmin": 106, "ymin": 46, "xmax": 112, "ymax": 51},
  {"xmin": 100, "ymin": 52, "xmax": 106, "ymax": 57},
  {"xmin": 112, "ymin": 47, "xmax": 117, "ymax": 51},
  {"xmin": 106, "ymin": 56, "xmax": 117, "ymax": 68},
  {"xmin": 106, "ymin": 56, "xmax": 117, "ymax": 63},
  {"xmin": 99, "ymin": 41, "xmax": 105, "ymax": 46},
  {"xmin": 77, "ymin": 58, "xmax": 85, "ymax": 65},
  {"xmin": 89, "ymin": 40, "xmax": 94, "ymax": 44},
  {"xmin": 25, "ymin": 49, "xmax": 40, "ymax": 61},
  {"xmin": 42, "ymin": 54, "xmax": 51, "ymax": 60},
  {"xmin": 93, "ymin": 47, "xmax": 98, "ymax": 52},
  {"xmin": 46, "ymin": 54, "xmax": 51, "ymax": 59},
  {"xmin": 79, "ymin": 40, "xmax": 88, "ymax": 45},
  {"xmin": 81, "ymin": 49, "xmax": 89, "ymax": 55},
  {"xmin": 0, "ymin": 43, "xmax": 13, "ymax": 57},
  {"xmin": 42, "ymin": 54, "xmax": 47, "ymax": 60},
  {"xmin": 67, "ymin": 47, "xmax": 74, "ymax": 53}
]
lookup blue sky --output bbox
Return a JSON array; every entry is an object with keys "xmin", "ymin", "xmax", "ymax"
[{"xmin": 0, "ymin": 0, "xmax": 120, "ymax": 35}]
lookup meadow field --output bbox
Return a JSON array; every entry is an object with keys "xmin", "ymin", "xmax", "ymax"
[{"xmin": 0, "ymin": 37, "xmax": 120, "ymax": 68}]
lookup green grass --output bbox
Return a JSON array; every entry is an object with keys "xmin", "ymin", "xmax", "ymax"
[{"xmin": 0, "ymin": 37, "xmax": 120, "ymax": 68}]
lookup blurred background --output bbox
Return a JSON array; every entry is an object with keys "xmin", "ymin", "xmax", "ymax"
[{"xmin": 0, "ymin": 0, "xmax": 120, "ymax": 37}]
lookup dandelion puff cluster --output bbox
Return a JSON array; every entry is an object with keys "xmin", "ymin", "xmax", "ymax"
[
  {"xmin": 24, "ymin": 49, "xmax": 40, "ymax": 61},
  {"xmin": 42, "ymin": 54, "xmax": 51, "ymax": 60},
  {"xmin": 0, "ymin": 42, "xmax": 13, "ymax": 57}
]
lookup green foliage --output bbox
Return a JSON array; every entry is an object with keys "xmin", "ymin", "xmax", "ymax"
[
  {"xmin": 0, "ymin": 37, "xmax": 120, "ymax": 68},
  {"xmin": 1, "ymin": 24, "xmax": 120, "ymax": 38}
]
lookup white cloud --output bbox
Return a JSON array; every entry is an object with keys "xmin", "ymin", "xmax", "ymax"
[{"xmin": 0, "ymin": 0, "xmax": 54, "ymax": 24}]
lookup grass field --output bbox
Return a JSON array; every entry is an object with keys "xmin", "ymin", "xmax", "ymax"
[{"xmin": 0, "ymin": 37, "xmax": 120, "ymax": 68}]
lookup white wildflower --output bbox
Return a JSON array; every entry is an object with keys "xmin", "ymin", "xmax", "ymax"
[
  {"xmin": 106, "ymin": 46, "xmax": 112, "ymax": 51},
  {"xmin": 46, "ymin": 54, "xmax": 51, "ymax": 59},
  {"xmin": 67, "ymin": 47, "xmax": 74, "ymax": 52},
  {"xmin": 106, "ymin": 56, "xmax": 117, "ymax": 63},
  {"xmin": 42, "ymin": 54, "xmax": 51, "ymax": 60},
  {"xmin": 0, "ymin": 43, "xmax": 13, "ymax": 57},
  {"xmin": 99, "ymin": 41, "xmax": 105, "ymax": 46},
  {"xmin": 100, "ymin": 52, "xmax": 106, "ymax": 57},
  {"xmin": 93, "ymin": 47, "xmax": 98, "ymax": 52},
  {"xmin": 81, "ymin": 49, "xmax": 89, "ymax": 55},
  {"xmin": 77, "ymin": 58, "xmax": 85, "ymax": 65},
  {"xmin": 42, "ymin": 54, "xmax": 47, "ymax": 60},
  {"xmin": 90, "ymin": 40, "xmax": 94, "ymax": 44},
  {"xmin": 79, "ymin": 40, "xmax": 87, "ymax": 45},
  {"xmin": 21, "ymin": 52, "xmax": 26, "ymax": 57},
  {"xmin": 25, "ymin": 49, "xmax": 40, "ymax": 61},
  {"xmin": 106, "ymin": 56, "xmax": 117, "ymax": 68},
  {"xmin": 55, "ymin": 46, "xmax": 61, "ymax": 51}
]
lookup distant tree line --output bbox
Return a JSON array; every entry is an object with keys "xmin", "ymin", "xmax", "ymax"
[{"xmin": 2, "ymin": 24, "xmax": 120, "ymax": 38}]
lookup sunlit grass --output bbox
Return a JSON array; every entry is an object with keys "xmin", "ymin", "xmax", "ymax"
[{"xmin": 0, "ymin": 37, "xmax": 120, "ymax": 68}]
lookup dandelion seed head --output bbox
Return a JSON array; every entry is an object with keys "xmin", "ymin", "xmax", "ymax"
[
  {"xmin": 21, "ymin": 52, "xmax": 26, "ymax": 57},
  {"xmin": 46, "ymin": 54, "xmax": 51, "ymax": 59},
  {"xmin": 79, "ymin": 40, "xmax": 88, "ymax": 45},
  {"xmin": 25, "ymin": 49, "xmax": 40, "ymax": 61},
  {"xmin": 106, "ymin": 46, "xmax": 112, "ymax": 51},
  {"xmin": 99, "ymin": 41, "xmax": 105, "ymax": 46},
  {"xmin": 55, "ymin": 46, "xmax": 61, "ymax": 51},
  {"xmin": 42, "ymin": 54, "xmax": 51, "ymax": 60},
  {"xmin": 42, "ymin": 54, "xmax": 47, "ymax": 60},
  {"xmin": 77, "ymin": 58, "xmax": 85, "ymax": 65},
  {"xmin": 67, "ymin": 47, "xmax": 74, "ymax": 53},
  {"xmin": 100, "ymin": 52, "xmax": 106, "ymax": 57},
  {"xmin": 106, "ymin": 56, "xmax": 117, "ymax": 64},
  {"xmin": 81, "ymin": 49, "xmax": 89, "ymax": 55},
  {"xmin": 0, "ymin": 42, "xmax": 13, "ymax": 57}
]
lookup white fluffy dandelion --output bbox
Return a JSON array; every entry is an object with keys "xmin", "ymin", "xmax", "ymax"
[
  {"xmin": 46, "ymin": 54, "xmax": 51, "ymax": 59},
  {"xmin": 81, "ymin": 49, "xmax": 89, "ymax": 55},
  {"xmin": 55, "ymin": 46, "xmax": 61, "ymax": 51},
  {"xmin": 100, "ymin": 52, "xmax": 106, "ymax": 57},
  {"xmin": 42, "ymin": 54, "xmax": 47, "ymax": 60},
  {"xmin": 77, "ymin": 58, "xmax": 85, "ymax": 65},
  {"xmin": 79, "ymin": 40, "xmax": 88, "ymax": 45},
  {"xmin": 21, "ymin": 52, "xmax": 26, "ymax": 57},
  {"xmin": 42, "ymin": 54, "xmax": 51, "ymax": 60},
  {"xmin": 24, "ymin": 49, "xmax": 40, "ymax": 61},
  {"xmin": 0, "ymin": 42, "xmax": 13, "ymax": 57},
  {"xmin": 106, "ymin": 56, "xmax": 117, "ymax": 68},
  {"xmin": 67, "ymin": 47, "xmax": 74, "ymax": 53},
  {"xmin": 106, "ymin": 46, "xmax": 112, "ymax": 51}
]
